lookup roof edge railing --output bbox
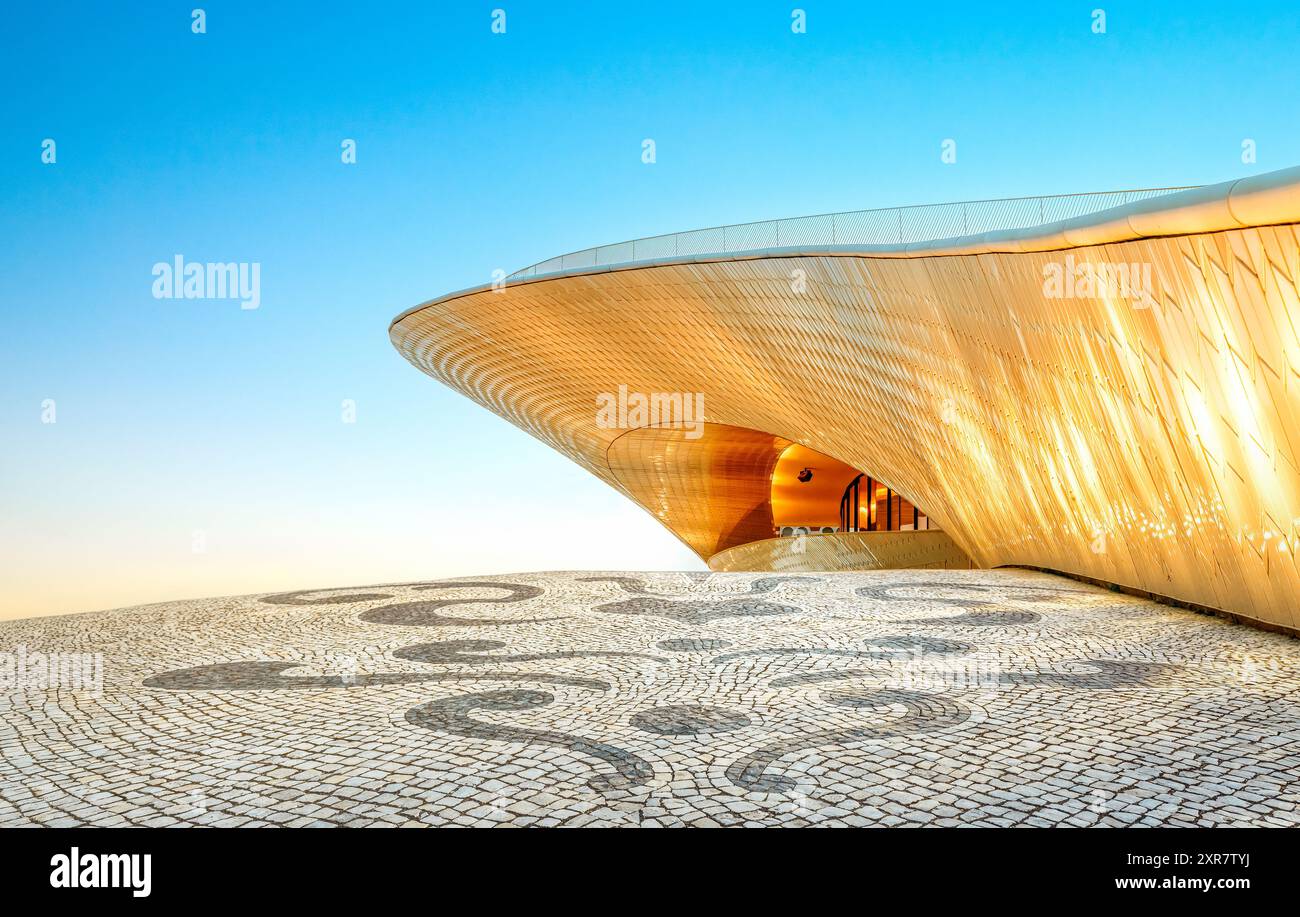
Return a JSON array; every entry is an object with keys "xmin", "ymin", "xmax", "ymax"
[{"xmin": 507, "ymin": 186, "xmax": 1199, "ymax": 280}]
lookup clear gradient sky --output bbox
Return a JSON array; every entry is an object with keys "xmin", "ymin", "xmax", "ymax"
[{"xmin": 3, "ymin": 1, "xmax": 1299, "ymax": 619}]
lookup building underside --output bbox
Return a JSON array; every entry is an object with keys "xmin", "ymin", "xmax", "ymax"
[{"xmin": 391, "ymin": 165, "xmax": 1300, "ymax": 633}]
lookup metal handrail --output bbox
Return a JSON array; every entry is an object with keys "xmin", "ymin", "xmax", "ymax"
[{"xmin": 508, "ymin": 185, "xmax": 1199, "ymax": 280}]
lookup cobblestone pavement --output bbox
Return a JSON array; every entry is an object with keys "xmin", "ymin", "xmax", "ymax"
[{"xmin": 2, "ymin": 569, "xmax": 1298, "ymax": 827}]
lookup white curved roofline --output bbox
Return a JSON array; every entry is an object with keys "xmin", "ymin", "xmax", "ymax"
[{"xmin": 391, "ymin": 164, "xmax": 1300, "ymax": 328}]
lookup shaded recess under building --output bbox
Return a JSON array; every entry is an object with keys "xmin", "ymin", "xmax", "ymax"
[
  {"xmin": 391, "ymin": 164, "xmax": 1300, "ymax": 633},
  {"xmin": 604, "ymin": 422, "xmax": 966, "ymax": 571}
]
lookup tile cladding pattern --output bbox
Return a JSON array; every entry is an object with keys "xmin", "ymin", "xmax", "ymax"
[{"xmin": 392, "ymin": 214, "xmax": 1300, "ymax": 630}]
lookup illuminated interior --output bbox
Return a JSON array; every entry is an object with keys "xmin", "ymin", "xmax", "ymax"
[
  {"xmin": 602, "ymin": 423, "xmax": 938, "ymax": 557},
  {"xmin": 770, "ymin": 443, "xmax": 933, "ymax": 534}
]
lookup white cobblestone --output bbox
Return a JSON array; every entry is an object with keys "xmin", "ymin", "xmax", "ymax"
[{"xmin": 1, "ymin": 569, "xmax": 1297, "ymax": 827}]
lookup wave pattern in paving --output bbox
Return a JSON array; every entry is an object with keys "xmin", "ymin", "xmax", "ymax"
[{"xmin": 1, "ymin": 570, "xmax": 1298, "ymax": 827}]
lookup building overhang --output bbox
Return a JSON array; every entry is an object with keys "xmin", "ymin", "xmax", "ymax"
[{"xmin": 391, "ymin": 164, "xmax": 1300, "ymax": 632}]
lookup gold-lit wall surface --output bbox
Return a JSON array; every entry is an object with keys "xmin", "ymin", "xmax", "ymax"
[
  {"xmin": 605, "ymin": 423, "xmax": 791, "ymax": 557},
  {"xmin": 709, "ymin": 530, "xmax": 972, "ymax": 573},
  {"xmin": 603, "ymin": 424, "xmax": 873, "ymax": 557},
  {"xmin": 392, "ymin": 168, "xmax": 1300, "ymax": 631}
]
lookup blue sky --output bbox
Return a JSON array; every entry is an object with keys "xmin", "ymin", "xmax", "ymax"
[{"xmin": 3, "ymin": 1, "xmax": 1298, "ymax": 617}]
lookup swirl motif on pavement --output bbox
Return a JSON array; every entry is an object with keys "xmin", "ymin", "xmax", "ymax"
[
  {"xmin": 899, "ymin": 609, "xmax": 1044, "ymax": 627},
  {"xmin": 726, "ymin": 688, "xmax": 973, "ymax": 792},
  {"xmin": 582, "ymin": 575, "xmax": 821, "ymax": 625},
  {"xmin": 857, "ymin": 580, "xmax": 1088, "ymax": 605},
  {"xmin": 855, "ymin": 581, "xmax": 1057, "ymax": 625},
  {"xmin": 394, "ymin": 639, "xmax": 666, "ymax": 665},
  {"xmin": 144, "ymin": 573, "xmax": 1186, "ymax": 802},
  {"xmin": 360, "ymin": 581, "xmax": 556, "ymax": 627},
  {"xmin": 996, "ymin": 658, "xmax": 1180, "ymax": 689},
  {"xmin": 578, "ymin": 576, "xmax": 663, "ymax": 596},
  {"xmin": 406, "ymin": 690, "xmax": 654, "ymax": 792},
  {"xmin": 710, "ymin": 635, "xmax": 970, "ymax": 665},
  {"xmin": 260, "ymin": 588, "xmax": 395, "ymax": 606},
  {"xmin": 142, "ymin": 660, "xmax": 610, "ymax": 693},
  {"xmin": 657, "ymin": 638, "xmax": 732, "ymax": 652},
  {"xmin": 591, "ymin": 596, "xmax": 805, "ymax": 624}
]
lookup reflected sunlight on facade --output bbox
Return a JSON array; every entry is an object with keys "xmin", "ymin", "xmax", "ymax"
[{"xmin": 392, "ymin": 165, "xmax": 1300, "ymax": 632}]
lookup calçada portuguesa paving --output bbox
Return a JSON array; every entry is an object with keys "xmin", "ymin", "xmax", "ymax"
[{"xmin": 1, "ymin": 569, "xmax": 1298, "ymax": 827}]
